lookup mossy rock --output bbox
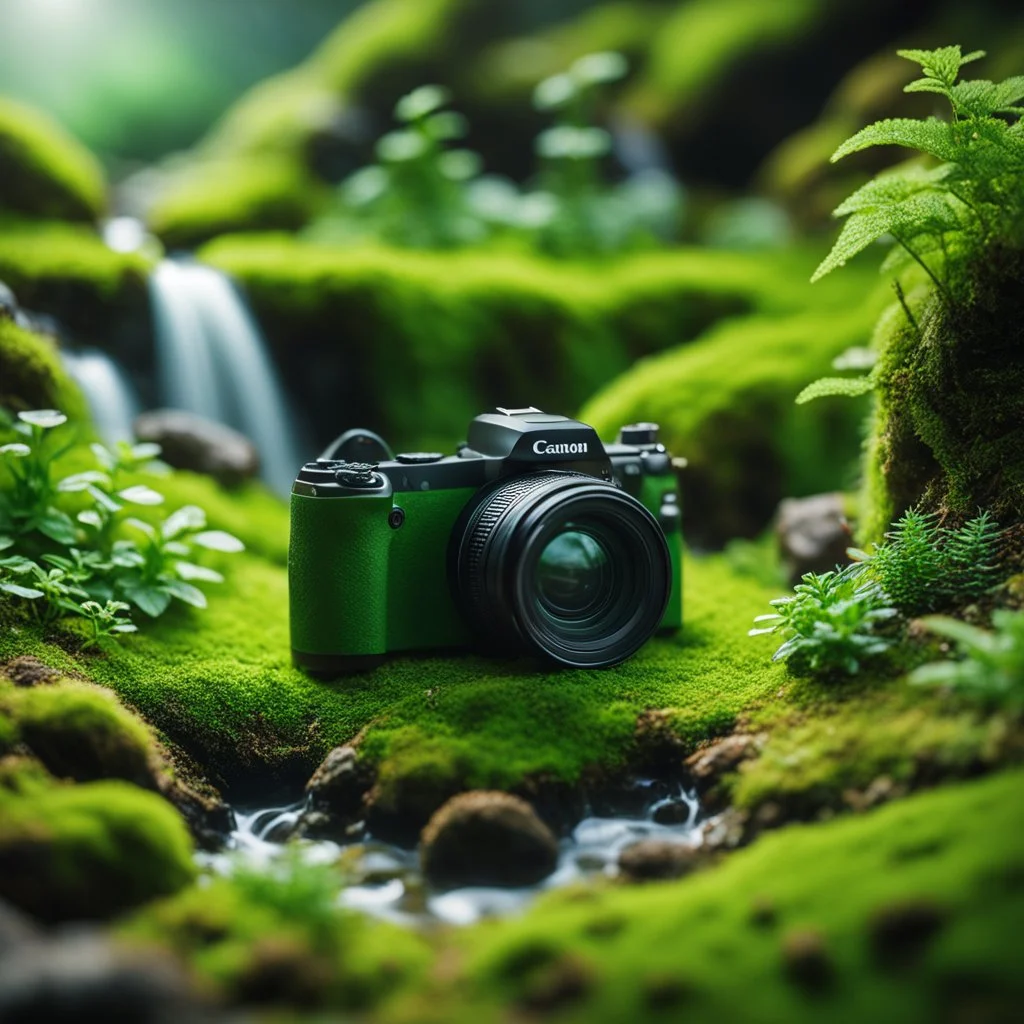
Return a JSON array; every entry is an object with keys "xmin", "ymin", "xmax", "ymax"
[
  {"xmin": 0, "ymin": 317, "xmax": 88, "ymax": 421},
  {"xmin": 0, "ymin": 770, "xmax": 195, "ymax": 922},
  {"xmin": 424, "ymin": 768, "xmax": 1024, "ymax": 1022},
  {"xmin": 120, "ymin": 858, "xmax": 431, "ymax": 1012},
  {"xmin": 1, "ymin": 681, "xmax": 159, "ymax": 789},
  {"xmin": 581, "ymin": 299, "xmax": 884, "ymax": 546},
  {"xmin": 0, "ymin": 98, "xmax": 105, "ymax": 222},
  {"xmin": 862, "ymin": 251, "xmax": 1024, "ymax": 541},
  {"xmin": 0, "ymin": 221, "xmax": 151, "ymax": 346}
]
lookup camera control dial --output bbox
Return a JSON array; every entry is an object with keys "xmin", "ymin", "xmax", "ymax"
[{"xmin": 334, "ymin": 462, "xmax": 382, "ymax": 488}]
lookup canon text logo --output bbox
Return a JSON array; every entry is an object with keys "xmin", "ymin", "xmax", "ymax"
[{"xmin": 533, "ymin": 439, "xmax": 589, "ymax": 455}]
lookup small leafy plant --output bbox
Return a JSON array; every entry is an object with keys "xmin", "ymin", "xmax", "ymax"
[
  {"xmin": 909, "ymin": 610, "xmax": 1024, "ymax": 710},
  {"xmin": 849, "ymin": 508, "xmax": 1003, "ymax": 616},
  {"xmin": 800, "ymin": 45, "xmax": 1024, "ymax": 403},
  {"xmin": 750, "ymin": 567, "xmax": 898, "ymax": 676},
  {"xmin": 0, "ymin": 409, "xmax": 244, "ymax": 645}
]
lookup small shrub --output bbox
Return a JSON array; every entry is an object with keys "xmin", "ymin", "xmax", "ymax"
[
  {"xmin": 0, "ymin": 408, "xmax": 244, "ymax": 641},
  {"xmin": 850, "ymin": 508, "xmax": 1003, "ymax": 615},
  {"xmin": 750, "ymin": 567, "xmax": 898, "ymax": 676},
  {"xmin": 910, "ymin": 610, "xmax": 1024, "ymax": 709}
]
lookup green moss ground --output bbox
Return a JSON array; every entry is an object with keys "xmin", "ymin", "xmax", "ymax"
[
  {"xmin": 0, "ymin": 98, "xmax": 105, "ymax": 222},
  {"xmin": 394, "ymin": 767, "xmax": 1024, "ymax": 1023}
]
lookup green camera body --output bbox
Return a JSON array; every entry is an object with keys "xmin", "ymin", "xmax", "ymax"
[{"xmin": 289, "ymin": 408, "xmax": 682, "ymax": 676}]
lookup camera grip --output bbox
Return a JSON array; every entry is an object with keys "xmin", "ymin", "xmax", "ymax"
[{"xmin": 289, "ymin": 492, "xmax": 392, "ymax": 661}]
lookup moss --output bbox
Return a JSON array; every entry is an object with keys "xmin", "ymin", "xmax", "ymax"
[
  {"xmin": 731, "ymin": 687, "xmax": 1020, "ymax": 818},
  {"xmin": 0, "ymin": 98, "xmax": 105, "ymax": 222},
  {"xmin": 121, "ymin": 859, "xmax": 430, "ymax": 1012},
  {"xmin": 0, "ymin": 770, "xmax": 195, "ymax": 922},
  {"xmin": 201, "ymin": 237, "xmax": 874, "ymax": 455},
  {"xmin": 0, "ymin": 710, "xmax": 17, "ymax": 755},
  {"xmin": 1, "ymin": 682, "xmax": 158, "ymax": 788},
  {"xmin": 581, "ymin": 297, "xmax": 885, "ymax": 546},
  {"xmin": 148, "ymin": 157, "xmax": 329, "ymax": 251},
  {"xmin": 0, "ymin": 317, "xmax": 88, "ymax": 421},
  {"xmin": 862, "ymin": 251, "xmax": 1024, "ymax": 541},
  {"xmin": 0, "ymin": 220, "xmax": 151, "ymax": 342},
  {"xmin": 422, "ymin": 769, "xmax": 1024, "ymax": 1023}
]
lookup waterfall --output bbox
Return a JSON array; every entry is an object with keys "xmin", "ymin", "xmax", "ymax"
[
  {"xmin": 61, "ymin": 348, "xmax": 140, "ymax": 445},
  {"xmin": 148, "ymin": 258, "xmax": 303, "ymax": 495}
]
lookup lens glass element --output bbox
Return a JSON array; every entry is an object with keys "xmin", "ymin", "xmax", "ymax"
[{"xmin": 535, "ymin": 528, "xmax": 611, "ymax": 619}]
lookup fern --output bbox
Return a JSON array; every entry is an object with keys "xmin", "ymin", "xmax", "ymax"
[
  {"xmin": 812, "ymin": 45, "xmax": 1024, "ymax": 298},
  {"xmin": 852, "ymin": 508, "xmax": 1005, "ymax": 615},
  {"xmin": 795, "ymin": 375, "xmax": 875, "ymax": 404}
]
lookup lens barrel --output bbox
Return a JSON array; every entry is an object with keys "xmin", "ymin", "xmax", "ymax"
[{"xmin": 451, "ymin": 472, "xmax": 671, "ymax": 668}]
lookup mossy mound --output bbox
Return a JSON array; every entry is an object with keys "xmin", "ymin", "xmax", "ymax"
[
  {"xmin": 121, "ymin": 858, "xmax": 430, "ymax": 1012},
  {"xmin": 201, "ymin": 237, "xmax": 875, "ymax": 460},
  {"xmin": 0, "ymin": 767, "xmax": 195, "ymax": 922},
  {"xmin": 149, "ymin": 157, "xmax": 328, "ymax": 251},
  {"xmin": 0, "ymin": 317, "xmax": 88, "ymax": 420},
  {"xmin": 0, "ymin": 681, "xmax": 158, "ymax": 789},
  {"xmin": 862, "ymin": 251, "xmax": 1024, "ymax": 542},
  {"xmin": 0, "ymin": 98, "xmax": 105, "ymax": 223},
  {"xmin": 581, "ymin": 295, "xmax": 885, "ymax": 545},
  {"xmin": 416, "ymin": 768, "xmax": 1024, "ymax": 1023}
]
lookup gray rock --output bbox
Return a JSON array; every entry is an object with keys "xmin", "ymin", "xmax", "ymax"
[
  {"xmin": 133, "ymin": 409, "xmax": 259, "ymax": 487},
  {"xmin": 0, "ymin": 931, "xmax": 217, "ymax": 1022},
  {"xmin": 420, "ymin": 791, "xmax": 558, "ymax": 888},
  {"xmin": 617, "ymin": 839, "xmax": 705, "ymax": 882},
  {"xmin": 0, "ymin": 280, "xmax": 16, "ymax": 321},
  {"xmin": 306, "ymin": 745, "xmax": 370, "ymax": 818},
  {"xmin": 0, "ymin": 900, "xmax": 38, "ymax": 958},
  {"xmin": 776, "ymin": 492, "xmax": 851, "ymax": 585}
]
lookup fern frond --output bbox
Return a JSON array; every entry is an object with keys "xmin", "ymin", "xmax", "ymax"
[
  {"xmin": 942, "ymin": 511, "xmax": 1004, "ymax": 601},
  {"xmin": 795, "ymin": 376, "xmax": 875, "ymax": 404},
  {"xmin": 833, "ymin": 163, "xmax": 951, "ymax": 216},
  {"xmin": 831, "ymin": 118, "xmax": 959, "ymax": 163}
]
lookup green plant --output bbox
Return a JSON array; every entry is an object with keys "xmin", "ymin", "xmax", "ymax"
[
  {"xmin": 0, "ymin": 409, "xmax": 244, "ymax": 640},
  {"xmin": 910, "ymin": 610, "xmax": 1024, "ymax": 709},
  {"xmin": 799, "ymin": 45, "xmax": 1024, "ymax": 403},
  {"xmin": 750, "ymin": 567, "xmax": 898, "ymax": 676},
  {"xmin": 532, "ymin": 52, "xmax": 681, "ymax": 257},
  {"xmin": 317, "ymin": 84, "xmax": 486, "ymax": 248},
  {"xmin": 849, "ymin": 508, "xmax": 1003, "ymax": 615}
]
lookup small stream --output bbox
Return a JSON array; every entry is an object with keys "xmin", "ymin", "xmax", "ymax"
[{"xmin": 198, "ymin": 779, "xmax": 704, "ymax": 927}]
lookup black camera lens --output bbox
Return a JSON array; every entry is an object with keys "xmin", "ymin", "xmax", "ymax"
[{"xmin": 451, "ymin": 472, "xmax": 670, "ymax": 668}]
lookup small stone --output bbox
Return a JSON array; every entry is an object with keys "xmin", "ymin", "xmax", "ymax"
[
  {"xmin": 305, "ymin": 745, "xmax": 369, "ymax": 818},
  {"xmin": 0, "ymin": 931, "xmax": 214, "ymax": 1022},
  {"xmin": 781, "ymin": 928, "xmax": 834, "ymax": 992},
  {"xmin": 776, "ymin": 492, "xmax": 851, "ymax": 585},
  {"xmin": 652, "ymin": 799, "xmax": 691, "ymax": 825},
  {"xmin": 3, "ymin": 656, "xmax": 60, "ymax": 688},
  {"xmin": 617, "ymin": 840, "xmax": 704, "ymax": 883},
  {"xmin": 685, "ymin": 734, "xmax": 761, "ymax": 788},
  {"xmin": 0, "ymin": 899, "xmax": 38, "ymax": 957},
  {"xmin": 133, "ymin": 409, "xmax": 260, "ymax": 487},
  {"xmin": 699, "ymin": 808, "xmax": 749, "ymax": 852},
  {"xmin": 869, "ymin": 899, "xmax": 947, "ymax": 969},
  {"xmin": 420, "ymin": 791, "xmax": 558, "ymax": 888}
]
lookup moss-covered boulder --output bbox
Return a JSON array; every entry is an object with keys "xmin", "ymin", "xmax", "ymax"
[
  {"xmin": 0, "ymin": 221, "xmax": 151, "ymax": 347},
  {"xmin": 861, "ymin": 253, "xmax": 1024, "ymax": 541},
  {"xmin": 0, "ymin": 766, "xmax": 195, "ymax": 922},
  {"xmin": 1, "ymin": 682, "xmax": 159, "ymax": 789},
  {"xmin": 0, "ymin": 317, "xmax": 87, "ymax": 420},
  {"xmin": 0, "ymin": 99, "xmax": 105, "ymax": 223}
]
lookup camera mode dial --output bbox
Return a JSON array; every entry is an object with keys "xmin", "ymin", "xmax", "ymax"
[{"xmin": 334, "ymin": 462, "xmax": 382, "ymax": 488}]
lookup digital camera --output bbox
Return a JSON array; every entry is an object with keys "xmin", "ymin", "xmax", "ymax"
[{"xmin": 289, "ymin": 407, "xmax": 683, "ymax": 675}]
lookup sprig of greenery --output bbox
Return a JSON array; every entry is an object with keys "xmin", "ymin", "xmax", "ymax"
[
  {"xmin": 0, "ymin": 409, "xmax": 244, "ymax": 644},
  {"xmin": 849, "ymin": 508, "xmax": 1003, "ymax": 615},
  {"xmin": 750, "ymin": 566, "xmax": 898, "ymax": 677},
  {"xmin": 910, "ymin": 610, "xmax": 1024, "ymax": 709},
  {"xmin": 812, "ymin": 45, "xmax": 1024, "ymax": 295}
]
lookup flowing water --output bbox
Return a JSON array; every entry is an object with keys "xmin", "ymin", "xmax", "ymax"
[
  {"xmin": 149, "ymin": 258, "xmax": 303, "ymax": 495},
  {"xmin": 61, "ymin": 348, "xmax": 141, "ymax": 445},
  {"xmin": 199, "ymin": 780, "xmax": 704, "ymax": 927}
]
